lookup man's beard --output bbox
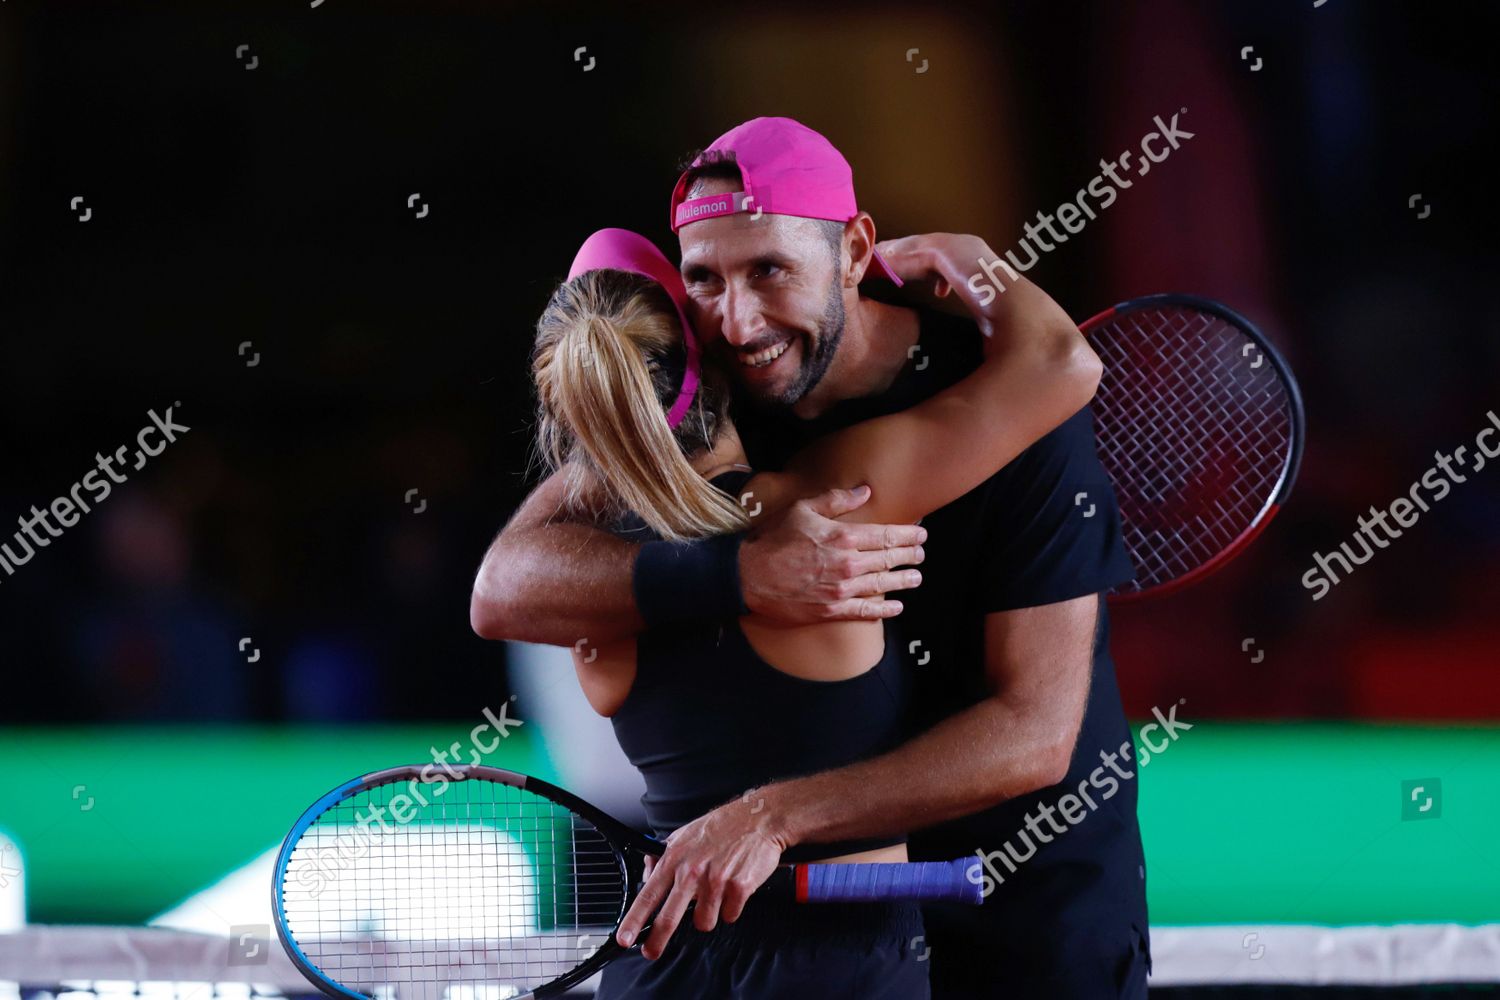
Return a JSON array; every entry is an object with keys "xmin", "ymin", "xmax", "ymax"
[{"xmin": 760, "ymin": 275, "xmax": 846, "ymax": 409}]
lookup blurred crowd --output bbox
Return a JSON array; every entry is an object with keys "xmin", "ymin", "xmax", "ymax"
[{"xmin": 1, "ymin": 0, "xmax": 1494, "ymax": 724}]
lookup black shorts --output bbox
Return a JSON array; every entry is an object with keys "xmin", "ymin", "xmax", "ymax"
[
  {"xmin": 595, "ymin": 895, "xmax": 929, "ymax": 1000},
  {"xmin": 922, "ymin": 902, "xmax": 1150, "ymax": 1000}
]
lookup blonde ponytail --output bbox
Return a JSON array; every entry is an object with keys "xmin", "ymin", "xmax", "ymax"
[{"xmin": 532, "ymin": 270, "xmax": 749, "ymax": 541}]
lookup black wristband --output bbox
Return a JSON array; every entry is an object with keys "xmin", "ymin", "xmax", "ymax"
[{"xmin": 633, "ymin": 532, "xmax": 748, "ymax": 629}]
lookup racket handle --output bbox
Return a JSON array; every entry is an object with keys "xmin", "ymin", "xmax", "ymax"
[{"xmin": 794, "ymin": 858, "xmax": 984, "ymax": 906}]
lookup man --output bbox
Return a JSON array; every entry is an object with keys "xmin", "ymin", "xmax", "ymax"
[{"xmin": 472, "ymin": 116, "xmax": 1148, "ymax": 997}]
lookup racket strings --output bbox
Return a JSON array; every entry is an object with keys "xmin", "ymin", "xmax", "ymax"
[
  {"xmin": 1088, "ymin": 305, "xmax": 1294, "ymax": 594},
  {"xmin": 279, "ymin": 776, "xmax": 625, "ymax": 999}
]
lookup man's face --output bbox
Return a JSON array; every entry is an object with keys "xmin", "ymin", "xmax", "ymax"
[{"xmin": 678, "ymin": 179, "xmax": 846, "ymax": 408}]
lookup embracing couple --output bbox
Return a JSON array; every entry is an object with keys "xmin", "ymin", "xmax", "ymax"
[{"xmin": 472, "ymin": 116, "xmax": 1150, "ymax": 999}]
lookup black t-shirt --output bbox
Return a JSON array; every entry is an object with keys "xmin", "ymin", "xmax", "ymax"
[{"xmin": 734, "ymin": 305, "xmax": 1151, "ymax": 977}]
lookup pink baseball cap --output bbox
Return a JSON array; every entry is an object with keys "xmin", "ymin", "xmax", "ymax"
[
  {"xmin": 567, "ymin": 228, "xmax": 701, "ymax": 429},
  {"xmin": 669, "ymin": 116, "xmax": 904, "ymax": 286}
]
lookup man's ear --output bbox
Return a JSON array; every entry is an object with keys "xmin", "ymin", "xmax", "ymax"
[{"xmin": 843, "ymin": 213, "xmax": 878, "ymax": 288}]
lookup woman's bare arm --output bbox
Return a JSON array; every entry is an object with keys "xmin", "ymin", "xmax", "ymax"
[{"xmin": 774, "ymin": 233, "xmax": 1101, "ymax": 526}]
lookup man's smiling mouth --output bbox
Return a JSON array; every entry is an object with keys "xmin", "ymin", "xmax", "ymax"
[{"xmin": 739, "ymin": 336, "xmax": 792, "ymax": 369}]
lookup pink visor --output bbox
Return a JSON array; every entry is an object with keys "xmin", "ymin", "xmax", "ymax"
[
  {"xmin": 567, "ymin": 228, "xmax": 701, "ymax": 429},
  {"xmin": 668, "ymin": 116, "xmax": 903, "ymax": 286}
]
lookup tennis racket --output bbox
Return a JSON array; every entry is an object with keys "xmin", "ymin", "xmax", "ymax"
[
  {"xmin": 273, "ymin": 764, "xmax": 981, "ymax": 1000},
  {"xmin": 1080, "ymin": 294, "xmax": 1305, "ymax": 601}
]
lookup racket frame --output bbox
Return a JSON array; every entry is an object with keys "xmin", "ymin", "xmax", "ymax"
[
  {"xmin": 271, "ymin": 763, "xmax": 656, "ymax": 1000},
  {"xmin": 274, "ymin": 765, "xmax": 980, "ymax": 998},
  {"xmin": 1079, "ymin": 292, "xmax": 1305, "ymax": 602}
]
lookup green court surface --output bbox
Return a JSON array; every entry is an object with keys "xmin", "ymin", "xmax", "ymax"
[
  {"xmin": 0, "ymin": 724, "xmax": 556, "ymax": 925},
  {"xmin": 1134, "ymin": 721, "xmax": 1499, "ymax": 926},
  {"xmin": 1, "ymin": 722, "xmax": 1496, "ymax": 927}
]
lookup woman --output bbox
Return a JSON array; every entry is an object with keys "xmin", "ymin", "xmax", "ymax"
[{"xmin": 529, "ymin": 227, "xmax": 1100, "ymax": 998}]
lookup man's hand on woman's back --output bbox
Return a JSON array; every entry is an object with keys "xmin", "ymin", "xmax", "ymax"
[
  {"xmin": 740, "ymin": 484, "xmax": 926, "ymax": 624},
  {"xmin": 471, "ymin": 476, "xmax": 925, "ymax": 647}
]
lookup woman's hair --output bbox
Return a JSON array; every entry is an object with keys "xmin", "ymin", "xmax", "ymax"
[{"xmin": 531, "ymin": 268, "xmax": 749, "ymax": 541}]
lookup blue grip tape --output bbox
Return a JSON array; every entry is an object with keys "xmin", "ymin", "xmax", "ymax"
[{"xmin": 799, "ymin": 858, "xmax": 984, "ymax": 905}]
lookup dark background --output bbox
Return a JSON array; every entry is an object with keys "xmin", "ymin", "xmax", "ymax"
[{"xmin": 2, "ymin": 0, "xmax": 1496, "ymax": 724}]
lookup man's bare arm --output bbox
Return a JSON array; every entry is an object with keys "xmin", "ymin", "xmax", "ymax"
[
  {"xmin": 762, "ymin": 594, "xmax": 1096, "ymax": 840},
  {"xmin": 470, "ymin": 471, "xmax": 929, "ymax": 648},
  {"xmin": 617, "ymin": 593, "xmax": 1098, "ymax": 957},
  {"xmin": 470, "ymin": 471, "xmax": 644, "ymax": 647}
]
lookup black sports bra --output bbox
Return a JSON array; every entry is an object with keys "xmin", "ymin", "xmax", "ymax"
[{"xmin": 608, "ymin": 470, "xmax": 911, "ymax": 862}]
